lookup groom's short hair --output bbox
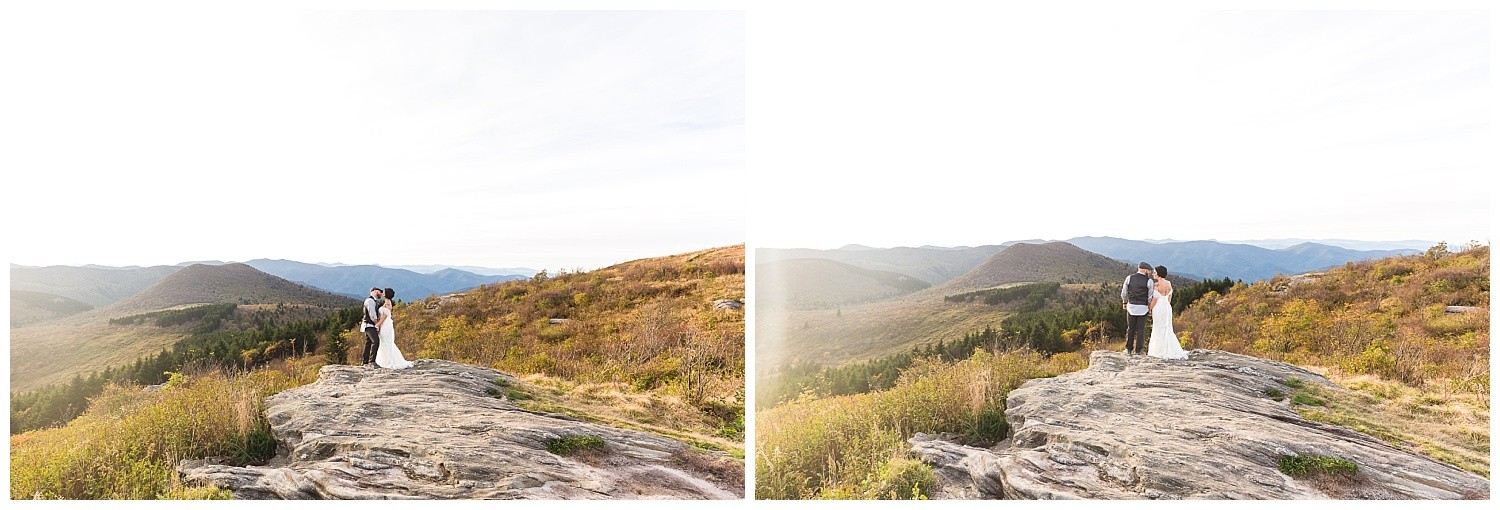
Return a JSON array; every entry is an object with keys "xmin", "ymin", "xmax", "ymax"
[
  {"xmin": 1138, "ymin": 262, "xmax": 1152, "ymax": 270},
  {"xmin": 370, "ymin": 287, "xmax": 382, "ymax": 293}
]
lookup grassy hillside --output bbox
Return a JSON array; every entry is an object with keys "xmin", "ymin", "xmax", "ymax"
[
  {"xmin": 389, "ymin": 245, "xmax": 746, "ymax": 451},
  {"xmin": 11, "ymin": 264, "xmax": 357, "ymax": 392},
  {"xmin": 757, "ymin": 258, "xmax": 930, "ymax": 311},
  {"xmin": 757, "ymin": 350, "xmax": 1090, "ymax": 499},
  {"xmin": 936, "ymin": 242, "xmax": 1140, "ymax": 293},
  {"xmin": 11, "ymin": 264, "xmax": 178, "ymax": 307},
  {"xmin": 10, "ymin": 290, "xmax": 93, "ymax": 327},
  {"xmin": 1176, "ymin": 243, "xmax": 1489, "ymax": 475},
  {"xmin": 11, "ymin": 356, "xmax": 324, "ymax": 499},
  {"xmin": 756, "ymin": 245, "xmax": 1005, "ymax": 285},
  {"xmin": 109, "ymin": 263, "xmax": 354, "ymax": 313}
]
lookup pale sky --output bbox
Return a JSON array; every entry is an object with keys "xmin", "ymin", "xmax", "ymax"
[
  {"xmin": 749, "ymin": 7, "xmax": 1491, "ymax": 249},
  {"xmin": 2, "ymin": 9, "xmax": 743, "ymax": 270}
]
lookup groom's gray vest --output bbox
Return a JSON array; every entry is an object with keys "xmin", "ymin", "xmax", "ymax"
[
  {"xmin": 363, "ymin": 297, "xmax": 382, "ymax": 329},
  {"xmin": 1125, "ymin": 273, "xmax": 1151, "ymax": 306}
]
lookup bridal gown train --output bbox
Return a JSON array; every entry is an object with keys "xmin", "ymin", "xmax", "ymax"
[
  {"xmin": 375, "ymin": 307, "xmax": 414, "ymax": 369},
  {"xmin": 1147, "ymin": 286, "xmax": 1189, "ymax": 360}
]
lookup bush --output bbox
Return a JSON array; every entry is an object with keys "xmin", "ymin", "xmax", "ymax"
[
  {"xmin": 546, "ymin": 434, "xmax": 605, "ymax": 455},
  {"xmin": 227, "ymin": 425, "xmax": 278, "ymax": 466},
  {"xmin": 1278, "ymin": 454, "xmax": 1358, "ymax": 478},
  {"xmin": 862, "ymin": 457, "xmax": 934, "ymax": 500},
  {"xmin": 1262, "ymin": 387, "xmax": 1286, "ymax": 400}
]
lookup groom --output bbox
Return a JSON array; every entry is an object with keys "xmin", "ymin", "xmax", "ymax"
[
  {"xmin": 1120, "ymin": 262, "xmax": 1153, "ymax": 355},
  {"xmin": 361, "ymin": 287, "xmax": 383, "ymax": 365}
]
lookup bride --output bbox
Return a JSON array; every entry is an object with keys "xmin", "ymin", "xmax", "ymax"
[
  {"xmin": 1147, "ymin": 266, "xmax": 1189, "ymax": 360},
  {"xmin": 374, "ymin": 287, "xmax": 414, "ymax": 369}
]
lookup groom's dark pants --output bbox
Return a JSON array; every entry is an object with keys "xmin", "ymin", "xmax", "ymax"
[
  {"xmin": 1125, "ymin": 313, "xmax": 1148, "ymax": 353},
  {"xmin": 362, "ymin": 326, "xmax": 381, "ymax": 364}
]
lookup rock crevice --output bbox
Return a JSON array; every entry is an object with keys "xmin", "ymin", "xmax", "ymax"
[
  {"xmin": 180, "ymin": 360, "xmax": 742, "ymax": 499},
  {"xmin": 909, "ymin": 350, "xmax": 1489, "ymax": 500}
]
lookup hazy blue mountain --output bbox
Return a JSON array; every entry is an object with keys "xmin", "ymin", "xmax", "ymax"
[
  {"xmin": 14, "ymin": 259, "xmax": 528, "ymax": 308},
  {"xmin": 384, "ymin": 264, "xmax": 537, "ymax": 277},
  {"xmin": 1217, "ymin": 238, "xmax": 1440, "ymax": 251},
  {"xmin": 1064, "ymin": 236, "xmax": 1419, "ymax": 281},
  {"xmin": 241, "ymin": 259, "xmax": 524, "ymax": 299}
]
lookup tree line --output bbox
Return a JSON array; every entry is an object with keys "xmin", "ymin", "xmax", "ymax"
[{"xmin": 11, "ymin": 305, "xmax": 361, "ymax": 433}]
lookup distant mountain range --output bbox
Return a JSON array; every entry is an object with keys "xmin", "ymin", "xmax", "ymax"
[
  {"xmin": 238, "ymin": 259, "xmax": 526, "ymax": 300},
  {"xmin": 1063, "ymin": 237, "xmax": 1420, "ymax": 281},
  {"xmin": 12, "ymin": 259, "xmax": 529, "ymax": 308},
  {"xmin": 759, "ymin": 237, "xmax": 1424, "ymax": 283}
]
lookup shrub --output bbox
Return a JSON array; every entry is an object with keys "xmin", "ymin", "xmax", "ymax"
[
  {"xmin": 1278, "ymin": 454, "xmax": 1358, "ymax": 478},
  {"xmin": 862, "ymin": 457, "xmax": 934, "ymax": 500},
  {"xmin": 1263, "ymin": 387, "xmax": 1286, "ymax": 400},
  {"xmin": 227, "ymin": 425, "xmax": 278, "ymax": 466},
  {"xmin": 546, "ymin": 434, "xmax": 605, "ymax": 455}
]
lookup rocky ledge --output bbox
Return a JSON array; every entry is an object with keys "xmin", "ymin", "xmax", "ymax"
[
  {"xmin": 180, "ymin": 359, "xmax": 742, "ymax": 499},
  {"xmin": 909, "ymin": 350, "xmax": 1489, "ymax": 500}
]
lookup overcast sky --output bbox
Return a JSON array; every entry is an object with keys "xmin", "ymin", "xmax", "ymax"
[
  {"xmin": 2, "ymin": 9, "xmax": 743, "ymax": 269},
  {"xmin": 749, "ymin": 7, "xmax": 1490, "ymax": 249}
]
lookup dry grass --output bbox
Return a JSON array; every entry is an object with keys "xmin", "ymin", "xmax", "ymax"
[
  {"xmin": 1290, "ymin": 369, "xmax": 1489, "ymax": 477},
  {"xmin": 396, "ymin": 245, "xmax": 745, "ymax": 449},
  {"xmin": 513, "ymin": 373, "xmax": 744, "ymax": 457},
  {"xmin": 10, "ymin": 356, "xmax": 324, "ymax": 499},
  {"xmin": 755, "ymin": 349, "xmax": 1089, "ymax": 499}
]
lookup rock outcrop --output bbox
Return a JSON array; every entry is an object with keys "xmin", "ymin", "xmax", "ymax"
[
  {"xmin": 909, "ymin": 350, "xmax": 1489, "ymax": 500},
  {"xmin": 180, "ymin": 360, "xmax": 742, "ymax": 499}
]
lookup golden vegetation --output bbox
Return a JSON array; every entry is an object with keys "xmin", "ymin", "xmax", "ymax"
[
  {"xmin": 10, "ymin": 356, "xmax": 323, "ymax": 499},
  {"xmin": 755, "ymin": 349, "xmax": 1089, "ymax": 499},
  {"xmin": 373, "ymin": 245, "xmax": 746, "ymax": 444},
  {"xmin": 1177, "ymin": 244, "xmax": 1488, "ymax": 390},
  {"xmin": 1177, "ymin": 243, "xmax": 1489, "ymax": 476}
]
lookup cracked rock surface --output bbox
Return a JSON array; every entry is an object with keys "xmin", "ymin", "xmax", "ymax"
[
  {"xmin": 910, "ymin": 350, "xmax": 1488, "ymax": 500},
  {"xmin": 180, "ymin": 359, "xmax": 741, "ymax": 499}
]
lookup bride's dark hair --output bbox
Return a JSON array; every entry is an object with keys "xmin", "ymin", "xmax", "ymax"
[
  {"xmin": 1154, "ymin": 266, "xmax": 1168, "ymax": 279},
  {"xmin": 384, "ymin": 288, "xmax": 396, "ymax": 300}
]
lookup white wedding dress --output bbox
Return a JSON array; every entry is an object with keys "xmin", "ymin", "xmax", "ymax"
[
  {"xmin": 1147, "ymin": 286, "xmax": 1189, "ymax": 360},
  {"xmin": 374, "ymin": 305, "xmax": 414, "ymax": 369}
]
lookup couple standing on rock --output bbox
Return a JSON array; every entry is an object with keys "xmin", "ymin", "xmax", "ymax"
[
  {"xmin": 1121, "ymin": 262, "xmax": 1188, "ymax": 359},
  {"xmin": 361, "ymin": 287, "xmax": 414, "ymax": 369}
]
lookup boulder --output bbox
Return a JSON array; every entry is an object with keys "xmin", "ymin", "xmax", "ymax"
[
  {"xmin": 713, "ymin": 299, "xmax": 743, "ymax": 311},
  {"xmin": 180, "ymin": 359, "xmax": 742, "ymax": 499},
  {"xmin": 910, "ymin": 350, "xmax": 1489, "ymax": 500}
]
